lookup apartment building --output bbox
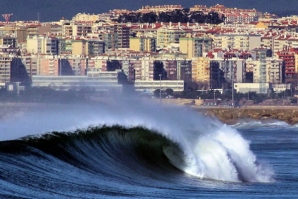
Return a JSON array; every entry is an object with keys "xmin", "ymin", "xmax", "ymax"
[
  {"xmin": 72, "ymin": 13, "xmax": 100, "ymax": 22},
  {"xmin": 88, "ymin": 57, "xmax": 108, "ymax": 72},
  {"xmin": 15, "ymin": 27, "xmax": 28, "ymax": 44},
  {"xmin": 191, "ymin": 57, "xmax": 210, "ymax": 83},
  {"xmin": 0, "ymin": 55, "xmax": 12, "ymax": 86},
  {"xmin": 266, "ymin": 58, "xmax": 285, "ymax": 83},
  {"xmin": 179, "ymin": 36, "xmax": 213, "ymax": 58},
  {"xmin": 61, "ymin": 21, "xmax": 73, "ymax": 37},
  {"xmin": 114, "ymin": 24, "xmax": 130, "ymax": 49},
  {"xmin": 277, "ymin": 48, "xmax": 298, "ymax": 77},
  {"xmin": 209, "ymin": 61, "xmax": 223, "ymax": 89},
  {"xmin": 66, "ymin": 58, "xmax": 88, "ymax": 76},
  {"xmin": 176, "ymin": 60, "xmax": 192, "ymax": 82},
  {"xmin": 26, "ymin": 24, "xmax": 40, "ymax": 36},
  {"xmin": 99, "ymin": 24, "xmax": 130, "ymax": 50},
  {"xmin": 137, "ymin": 5, "xmax": 183, "ymax": 13},
  {"xmin": 39, "ymin": 57, "xmax": 59, "ymax": 76},
  {"xmin": 27, "ymin": 35, "xmax": 59, "ymax": 55},
  {"xmin": 208, "ymin": 57, "xmax": 246, "ymax": 90},
  {"xmin": 212, "ymin": 34, "xmax": 261, "ymax": 51},
  {"xmin": 131, "ymin": 23, "xmax": 159, "ymax": 38},
  {"xmin": 129, "ymin": 37, "xmax": 156, "ymax": 52},
  {"xmin": 0, "ymin": 36, "xmax": 16, "ymax": 47},
  {"xmin": 72, "ymin": 39, "xmax": 88, "ymax": 56},
  {"xmin": 10, "ymin": 55, "xmax": 38, "ymax": 82},
  {"xmin": 157, "ymin": 27, "xmax": 185, "ymax": 49},
  {"xmin": 247, "ymin": 58, "xmax": 284, "ymax": 84},
  {"xmin": 88, "ymin": 40, "xmax": 105, "ymax": 55},
  {"xmin": 73, "ymin": 24, "xmax": 92, "ymax": 37},
  {"xmin": 72, "ymin": 39, "xmax": 105, "ymax": 56}
]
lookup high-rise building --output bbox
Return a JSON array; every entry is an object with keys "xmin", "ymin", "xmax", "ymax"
[
  {"xmin": 0, "ymin": 55, "xmax": 12, "ymax": 85},
  {"xmin": 27, "ymin": 35, "xmax": 59, "ymax": 55},
  {"xmin": 129, "ymin": 37, "xmax": 156, "ymax": 52},
  {"xmin": 179, "ymin": 36, "xmax": 213, "ymax": 58}
]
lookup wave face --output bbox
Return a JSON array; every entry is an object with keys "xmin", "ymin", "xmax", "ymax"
[{"xmin": 0, "ymin": 102, "xmax": 275, "ymax": 198}]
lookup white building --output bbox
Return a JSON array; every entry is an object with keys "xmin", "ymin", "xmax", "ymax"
[
  {"xmin": 32, "ymin": 72, "xmax": 121, "ymax": 92},
  {"xmin": 234, "ymin": 82, "xmax": 291, "ymax": 94},
  {"xmin": 234, "ymin": 82, "xmax": 270, "ymax": 94},
  {"xmin": 134, "ymin": 80, "xmax": 184, "ymax": 93}
]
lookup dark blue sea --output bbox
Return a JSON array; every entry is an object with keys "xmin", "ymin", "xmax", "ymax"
[{"xmin": 0, "ymin": 102, "xmax": 297, "ymax": 198}]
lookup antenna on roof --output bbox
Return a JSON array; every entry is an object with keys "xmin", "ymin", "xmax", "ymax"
[
  {"xmin": 2, "ymin": 13, "xmax": 13, "ymax": 24},
  {"xmin": 38, "ymin": 12, "xmax": 40, "ymax": 22}
]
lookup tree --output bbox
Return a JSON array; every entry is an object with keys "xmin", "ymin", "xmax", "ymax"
[
  {"xmin": 153, "ymin": 61, "xmax": 165, "ymax": 80},
  {"xmin": 154, "ymin": 89, "xmax": 161, "ymax": 98}
]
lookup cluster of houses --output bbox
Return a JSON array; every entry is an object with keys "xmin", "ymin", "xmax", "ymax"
[{"xmin": 0, "ymin": 4, "xmax": 298, "ymax": 97}]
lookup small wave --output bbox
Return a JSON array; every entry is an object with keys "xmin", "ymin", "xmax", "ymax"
[{"xmin": 231, "ymin": 119, "xmax": 290, "ymax": 130}]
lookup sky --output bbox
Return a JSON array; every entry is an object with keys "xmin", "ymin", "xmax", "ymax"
[{"xmin": 0, "ymin": 0, "xmax": 297, "ymax": 22}]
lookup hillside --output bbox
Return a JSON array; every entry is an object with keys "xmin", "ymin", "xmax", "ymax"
[{"xmin": 0, "ymin": 0, "xmax": 297, "ymax": 22}]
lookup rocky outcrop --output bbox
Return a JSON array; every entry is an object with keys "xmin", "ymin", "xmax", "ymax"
[{"xmin": 196, "ymin": 107, "xmax": 298, "ymax": 125}]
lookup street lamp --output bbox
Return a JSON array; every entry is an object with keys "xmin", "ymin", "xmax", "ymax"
[{"xmin": 159, "ymin": 74, "xmax": 162, "ymax": 103}]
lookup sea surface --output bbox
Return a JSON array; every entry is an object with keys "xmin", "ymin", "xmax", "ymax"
[{"xmin": 0, "ymin": 102, "xmax": 297, "ymax": 198}]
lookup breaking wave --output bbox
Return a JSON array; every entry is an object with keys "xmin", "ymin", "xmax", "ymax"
[{"xmin": 0, "ymin": 101, "xmax": 275, "ymax": 198}]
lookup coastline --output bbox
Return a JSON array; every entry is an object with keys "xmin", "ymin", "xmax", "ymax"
[
  {"xmin": 193, "ymin": 106, "xmax": 298, "ymax": 125},
  {"xmin": 1, "ymin": 101, "xmax": 298, "ymax": 125}
]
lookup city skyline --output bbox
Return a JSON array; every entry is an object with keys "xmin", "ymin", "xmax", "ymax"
[{"xmin": 0, "ymin": 0, "xmax": 297, "ymax": 22}]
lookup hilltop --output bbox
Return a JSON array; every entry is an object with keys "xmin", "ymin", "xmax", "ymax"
[{"xmin": 0, "ymin": 0, "xmax": 297, "ymax": 22}]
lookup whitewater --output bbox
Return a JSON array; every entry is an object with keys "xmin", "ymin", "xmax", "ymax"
[{"xmin": 0, "ymin": 99, "xmax": 297, "ymax": 198}]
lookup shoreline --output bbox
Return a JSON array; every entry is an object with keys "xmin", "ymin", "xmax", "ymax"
[
  {"xmin": 1, "ymin": 101, "xmax": 297, "ymax": 125},
  {"xmin": 193, "ymin": 106, "xmax": 298, "ymax": 125}
]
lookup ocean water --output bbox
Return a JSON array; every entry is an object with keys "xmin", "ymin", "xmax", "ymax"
[{"xmin": 0, "ymin": 102, "xmax": 297, "ymax": 198}]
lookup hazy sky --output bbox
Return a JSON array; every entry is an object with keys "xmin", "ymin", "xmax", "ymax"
[{"xmin": 0, "ymin": 0, "xmax": 297, "ymax": 21}]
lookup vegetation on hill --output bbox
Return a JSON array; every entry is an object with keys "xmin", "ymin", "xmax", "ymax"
[{"xmin": 116, "ymin": 10, "xmax": 224, "ymax": 24}]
